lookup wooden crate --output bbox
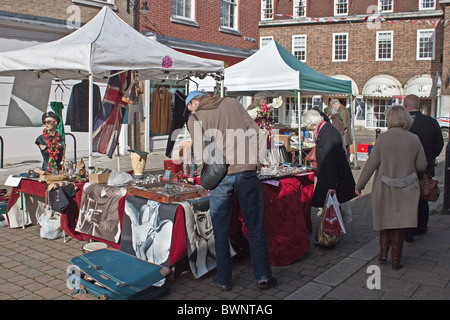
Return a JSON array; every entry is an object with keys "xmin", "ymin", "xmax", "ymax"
[{"xmin": 127, "ymin": 181, "xmax": 208, "ymax": 203}]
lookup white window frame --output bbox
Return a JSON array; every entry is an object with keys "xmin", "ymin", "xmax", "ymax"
[
  {"xmin": 293, "ymin": 0, "xmax": 307, "ymax": 18},
  {"xmin": 284, "ymin": 97, "xmax": 298, "ymax": 126},
  {"xmin": 292, "ymin": 35, "xmax": 307, "ymax": 62},
  {"xmin": 283, "ymin": 96, "xmax": 312, "ymax": 126},
  {"xmin": 378, "ymin": 0, "xmax": 393, "ymax": 12},
  {"xmin": 334, "ymin": 0, "xmax": 348, "ymax": 16},
  {"xmin": 172, "ymin": 0, "xmax": 196, "ymax": 22},
  {"xmin": 419, "ymin": 0, "xmax": 436, "ymax": 10},
  {"xmin": 260, "ymin": 36, "xmax": 273, "ymax": 48},
  {"xmin": 417, "ymin": 29, "xmax": 435, "ymax": 60},
  {"xmin": 261, "ymin": 0, "xmax": 274, "ymax": 20},
  {"xmin": 332, "ymin": 33, "xmax": 348, "ymax": 62},
  {"xmin": 220, "ymin": 0, "xmax": 239, "ymax": 31},
  {"xmin": 376, "ymin": 31, "xmax": 393, "ymax": 61},
  {"xmin": 365, "ymin": 98, "xmax": 392, "ymax": 128}
]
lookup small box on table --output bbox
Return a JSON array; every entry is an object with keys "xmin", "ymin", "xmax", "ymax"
[{"xmin": 89, "ymin": 172, "xmax": 111, "ymax": 184}]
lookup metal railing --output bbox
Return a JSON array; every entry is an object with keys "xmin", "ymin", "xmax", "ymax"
[{"xmin": 65, "ymin": 133, "xmax": 77, "ymax": 163}]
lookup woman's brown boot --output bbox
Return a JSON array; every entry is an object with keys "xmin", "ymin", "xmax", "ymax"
[
  {"xmin": 378, "ymin": 230, "xmax": 389, "ymax": 262},
  {"xmin": 390, "ymin": 229, "xmax": 404, "ymax": 271}
]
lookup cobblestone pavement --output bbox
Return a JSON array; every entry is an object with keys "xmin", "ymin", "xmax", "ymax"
[{"xmin": 0, "ymin": 130, "xmax": 449, "ymax": 301}]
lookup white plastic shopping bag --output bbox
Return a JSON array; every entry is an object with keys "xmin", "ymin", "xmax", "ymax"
[
  {"xmin": 38, "ymin": 207, "xmax": 63, "ymax": 239},
  {"xmin": 340, "ymin": 200, "xmax": 353, "ymax": 223},
  {"xmin": 322, "ymin": 193, "xmax": 346, "ymax": 235}
]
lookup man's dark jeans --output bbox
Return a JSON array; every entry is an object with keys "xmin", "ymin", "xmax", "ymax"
[{"xmin": 209, "ymin": 171, "xmax": 272, "ymax": 287}]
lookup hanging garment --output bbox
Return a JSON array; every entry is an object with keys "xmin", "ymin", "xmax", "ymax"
[
  {"xmin": 150, "ymin": 86, "xmax": 172, "ymax": 135},
  {"xmin": 75, "ymin": 183, "xmax": 127, "ymax": 243},
  {"xmin": 92, "ymin": 72, "xmax": 129, "ymax": 158},
  {"xmin": 165, "ymin": 90, "xmax": 187, "ymax": 158},
  {"xmin": 66, "ymin": 79, "xmax": 102, "ymax": 132},
  {"xmin": 50, "ymin": 101, "xmax": 65, "ymax": 148}
]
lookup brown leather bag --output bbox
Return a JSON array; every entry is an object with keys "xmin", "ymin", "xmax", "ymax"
[
  {"xmin": 305, "ymin": 146, "xmax": 317, "ymax": 168},
  {"xmin": 419, "ymin": 170, "xmax": 439, "ymax": 202}
]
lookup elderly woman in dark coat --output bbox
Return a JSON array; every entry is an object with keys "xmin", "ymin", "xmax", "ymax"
[
  {"xmin": 302, "ymin": 109, "xmax": 357, "ymax": 210},
  {"xmin": 355, "ymin": 105, "xmax": 427, "ymax": 270}
]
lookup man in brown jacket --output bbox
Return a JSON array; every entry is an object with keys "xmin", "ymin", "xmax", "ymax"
[{"xmin": 186, "ymin": 91, "xmax": 276, "ymax": 291}]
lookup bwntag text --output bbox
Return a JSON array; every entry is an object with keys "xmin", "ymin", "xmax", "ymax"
[{"xmin": 222, "ymin": 304, "xmax": 272, "ymax": 315}]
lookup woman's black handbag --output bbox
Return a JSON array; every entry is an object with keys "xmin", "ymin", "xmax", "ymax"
[{"xmin": 192, "ymin": 114, "xmax": 229, "ymax": 190}]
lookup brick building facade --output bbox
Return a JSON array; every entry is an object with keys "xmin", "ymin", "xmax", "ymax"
[
  {"xmin": 137, "ymin": 0, "xmax": 259, "ymax": 67},
  {"xmin": 259, "ymin": 0, "xmax": 449, "ymax": 130}
]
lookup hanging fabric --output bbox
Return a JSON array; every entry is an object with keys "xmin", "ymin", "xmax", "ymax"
[
  {"xmin": 122, "ymin": 71, "xmax": 142, "ymax": 105},
  {"xmin": 150, "ymin": 86, "xmax": 172, "ymax": 135},
  {"xmin": 165, "ymin": 90, "xmax": 187, "ymax": 158},
  {"xmin": 66, "ymin": 79, "xmax": 102, "ymax": 132},
  {"xmin": 92, "ymin": 71, "xmax": 129, "ymax": 158},
  {"xmin": 50, "ymin": 101, "xmax": 65, "ymax": 148}
]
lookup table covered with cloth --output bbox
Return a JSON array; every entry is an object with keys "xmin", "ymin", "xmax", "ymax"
[
  {"xmin": 6, "ymin": 172, "xmax": 314, "ymax": 267},
  {"xmin": 5, "ymin": 178, "xmax": 188, "ymax": 267},
  {"xmin": 235, "ymin": 172, "xmax": 314, "ymax": 266}
]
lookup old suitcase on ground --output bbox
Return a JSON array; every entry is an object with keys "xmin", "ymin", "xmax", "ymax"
[{"xmin": 68, "ymin": 248, "xmax": 170, "ymax": 300}]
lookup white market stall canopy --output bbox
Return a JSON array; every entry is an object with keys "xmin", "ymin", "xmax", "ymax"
[
  {"xmin": 194, "ymin": 40, "xmax": 352, "ymax": 96},
  {"xmin": 0, "ymin": 7, "xmax": 224, "ymax": 82},
  {"xmin": 0, "ymin": 7, "xmax": 224, "ymax": 166}
]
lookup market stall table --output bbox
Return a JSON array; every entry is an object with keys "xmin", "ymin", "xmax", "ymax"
[
  {"xmin": 237, "ymin": 172, "xmax": 314, "ymax": 266},
  {"xmin": 6, "ymin": 172, "xmax": 315, "ymax": 268},
  {"xmin": 125, "ymin": 172, "xmax": 315, "ymax": 267},
  {"xmin": 5, "ymin": 178, "xmax": 189, "ymax": 267}
]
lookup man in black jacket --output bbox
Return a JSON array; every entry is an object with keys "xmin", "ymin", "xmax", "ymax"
[{"xmin": 404, "ymin": 94, "xmax": 444, "ymax": 241}]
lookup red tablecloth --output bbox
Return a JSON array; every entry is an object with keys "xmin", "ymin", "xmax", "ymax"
[{"xmin": 237, "ymin": 173, "xmax": 314, "ymax": 266}]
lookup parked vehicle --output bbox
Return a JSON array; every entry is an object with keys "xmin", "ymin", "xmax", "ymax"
[{"xmin": 437, "ymin": 117, "xmax": 449, "ymax": 141}]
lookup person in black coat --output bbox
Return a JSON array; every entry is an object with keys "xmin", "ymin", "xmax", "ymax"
[
  {"xmin": 404, "ymin": 94, "xmax": 444, "ymax": 240},
  {"xmin": 302, "ymin": 109, "xmax": 357, "ymax": 209}
]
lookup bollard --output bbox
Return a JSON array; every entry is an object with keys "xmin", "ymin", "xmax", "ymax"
[{"xmin": 375, "ymin": 128, "xmax": 381, "ymax": 139}]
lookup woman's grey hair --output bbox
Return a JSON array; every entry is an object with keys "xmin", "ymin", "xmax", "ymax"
[
  {"xmin": 386, "ymin": 104, "xmax": 413, "ymax": 130},
  {"xmin": 302, "ymin": 109, "xmax": 324, "ymax": 130}
]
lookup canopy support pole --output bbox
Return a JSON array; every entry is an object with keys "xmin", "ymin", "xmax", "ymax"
[
  {"xmin": 88, "ymin": 73, "xmax": 94, "ymax": 168},
  {"xmin": 297, "ymin": 90, "xmax": 303, "ymax": 166}
]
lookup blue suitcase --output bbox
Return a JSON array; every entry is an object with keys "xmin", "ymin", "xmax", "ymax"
[{"xmin": 68, "ymin": 248, "xmax": 170, "ymax": 300}]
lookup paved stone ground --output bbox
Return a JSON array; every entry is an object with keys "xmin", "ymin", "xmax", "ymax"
[{"xmin": 0, "ymin": 129, "xmax": 449, "ymax": 301}]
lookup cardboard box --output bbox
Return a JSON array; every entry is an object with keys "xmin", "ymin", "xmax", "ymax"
[
  {"xmin": 33, "ymin": 169, "xmax": 67, "ymax": 182},
  {"xmin": 164, "ymin": 160, "xmax": 183, "ymax": 173},
  {"xmin": 89, "ymin": 172, "xmax": 111, "ymax": 184},
  {"xmin": 274, "ymin": 134, "xmax": 290, "ymax": 150}
]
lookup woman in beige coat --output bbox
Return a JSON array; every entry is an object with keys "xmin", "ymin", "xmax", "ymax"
[{"xmin": 355, "ymin": 105, "xmax": 427, "ymax": 270}]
